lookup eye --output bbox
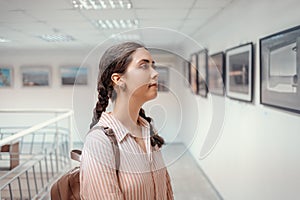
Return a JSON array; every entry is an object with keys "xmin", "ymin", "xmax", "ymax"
[{"xmin": 140, "ymin": 63, "xmax": 149, "ymax": 69}]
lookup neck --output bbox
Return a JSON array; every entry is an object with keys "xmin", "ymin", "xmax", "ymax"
[{"xmin": 112, "ymin": 95, "xmax": 143, "ymax": 133}]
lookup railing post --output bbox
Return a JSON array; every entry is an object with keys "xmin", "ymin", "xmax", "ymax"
[
  {"xmin": 68, "ymin": 111, "xmax": 74, "ymax": 166},
  {"xmin": 54, "ymin": 111, "xmax": 59, "ymax": 173}
]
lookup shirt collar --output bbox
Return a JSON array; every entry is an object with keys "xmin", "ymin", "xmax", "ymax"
[{"xmin": 98, "ymin": 112, "xmax": 150, "ymax": 143}]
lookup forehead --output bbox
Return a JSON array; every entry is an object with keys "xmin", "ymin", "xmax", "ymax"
[{"xmin": 130, "ymin": 47, "xmax": 153, "ymax": 63}]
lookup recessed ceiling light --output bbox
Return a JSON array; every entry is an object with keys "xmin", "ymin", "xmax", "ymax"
[
  {"xmin": 72, "ymin": 0, "xmax": 132, "ymax": 10},
  {"xmin": 96, "ymin": 19, "xmax": 139, "ymax": 29},
  {"xmin": 37, "ymin": 34, "xmax": 75, "ymax": 42},
  {"xmin": 0, "ymin": 37, "xmax": 11, "ymax": 43}
]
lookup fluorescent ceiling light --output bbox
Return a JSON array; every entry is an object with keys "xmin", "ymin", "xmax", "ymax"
[
  {"xmin": 72, "ymin": 0, "xmax": 132, "ymax": 10},
  {"xmin": 0, "ymin": 37, "xmax": 11, "ymax": 43},
  {"xmin": 96, "ymin": 19, "xmax": 138, "ymax": 29},
  {"xmin": 111, "ymin": 34, "xmax": 140, "ymax": 41},
  {"xmin": 37, "ymin": 34, "xmax": 75, "ymax": 42}
]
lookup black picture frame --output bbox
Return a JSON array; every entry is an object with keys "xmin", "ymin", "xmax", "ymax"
[
  {"xmin": 197, "ymin": 49, "xmax": 208, "ymax": 97},
  {"xmin": 208, "ymin": 52, "xmax": 225, "ymax": 96},
  {"xmin": 225, "ymin": 43, "xmax": 253, "ymax": 102},
  {"xmin": 260, "ymin": 25, "xmax": 300, "ymax": 113},
  {"xmin": 190, "ymin": 53, "xmax": 198, "ymax": 94}
]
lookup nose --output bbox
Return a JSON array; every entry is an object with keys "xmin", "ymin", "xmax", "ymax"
[{"xmin": 151, "ymin": 67, "xmax": 159, "ymax": 81}]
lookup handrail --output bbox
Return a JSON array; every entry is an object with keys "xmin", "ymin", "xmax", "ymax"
[
  {"xmin": 0, "ymin": 110, "xmax": 73, "ymax": 147},
  {"xmin": 0, "ymin": 109, "xmax": 71, "ymax": 113},
  {"xmin": 0, "ymin": 109, "xmax": 73, "ymax": 200}
]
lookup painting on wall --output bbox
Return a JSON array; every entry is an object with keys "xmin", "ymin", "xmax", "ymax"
[
  {"xmin": 60, "ymin": 66, "xmax": 88, "ymax": 86},
  {"xmin": 156, "ymin": 66, "xmax": 169, "ymax": 92},
  {"xmin": 0, "ymin": 67, "xmax": 13, "ymax": 88},
  {"xmin": 21, "ymin": 66, "xmax": 51, "ymax": 87},
  {"xmin": 190, "ymin": 53, "xmax": 198, "ymax": 94},
  {"xmin": 260, "ymin": 25, "xmax": 300, "ymax": 113},
  {"xmin": 208, "ymin": 52, "xmax": 225, "ymax": 96},
  {"xmin": 183, "ymin": 60, "xmax": 190, "ymax": 87},
  {"xmin": 197, "ymin": 49, "xmax": 208, "ymax": 97},
  {"xmin": 225, "ymin": 43, "xmax": 253, "ymax": 102}
]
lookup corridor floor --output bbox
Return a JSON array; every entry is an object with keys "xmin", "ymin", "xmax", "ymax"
[{"xmin": 163, "ymin": 143, "xmax": 222, "ymax": 200}]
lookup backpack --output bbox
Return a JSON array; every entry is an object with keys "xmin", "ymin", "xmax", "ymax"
[{"xmin": 50, "ymin": 126, "xmax": 120, "ymax": 200}]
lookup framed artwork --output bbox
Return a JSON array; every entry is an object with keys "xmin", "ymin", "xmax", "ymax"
[
  {"xmin": 60, "ymin": 66, "xmax": 88, "ymax": 86},
  {"xmin": 197, "ymin": 49, "xmax": 208, "ymax": 97},
  {"xmin": 21, "ymin": 66, "xmax": 51, "ymax": 87},
  {"xmin": 208, "ymin": 52, "xmax": 225, "ymax": 96},
  {"xmin": 0, "ymin": 67, "xmax": 13, "ymax": 88},
  {"xmin": 225, "ymin": 43, "xmax": 253, "ymax": 102},
  {"xmin": 260, "ymin": 25, "xmax": 300, "ymax": 113},
  {"xmin": 156, "ymin": 66, "xmax": 169, "ymax": 92},
  {"xmin": 190, "ymin": 53, "xmax": 198, "ymax": 94},
  {"xmin": 183, "ymin": 60, "xmax": 190, "ymax": 87}
]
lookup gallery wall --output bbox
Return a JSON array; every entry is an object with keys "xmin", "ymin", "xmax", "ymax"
[
  {"xmin": 0, "ymin": 47, "xmax": 184, "ymax": 144},
  {"xmin": 1, "ymin": 1, "xmax": 300, "ymax": 199},
  {"xmin": 180, "ymin": 0, "xmax": 300, "ymax": 199}
]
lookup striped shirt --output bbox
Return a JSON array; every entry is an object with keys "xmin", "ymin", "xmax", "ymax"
[{"xmin": 80, "ymin": 112, "xmax": 174, "ymax": 200}]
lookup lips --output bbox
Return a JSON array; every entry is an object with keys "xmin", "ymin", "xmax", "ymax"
[{"xmin": 148, "ymin": 83, "xmax": 158, "ymax": 88}]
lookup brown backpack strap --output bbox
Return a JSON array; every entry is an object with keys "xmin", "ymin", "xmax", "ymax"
[
  {"xmin": 70, "ymin": 149, "xmax": 82, "ymax": 162},
  {"xmin": 102, "ymin": 126, "xmax": 120, "ymax": 174},
  {"xmin": 70, "ymin": 126, "xmax": 120, "ymax": 172}
]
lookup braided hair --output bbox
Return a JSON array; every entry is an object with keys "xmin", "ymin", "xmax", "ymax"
[
  {"xmin": 139, "ymin": 108, "xmax": 165, "ymax": 148},
  {"xmin": 90, "ymin": 42, "xmax": 165, "ymax": 148}
]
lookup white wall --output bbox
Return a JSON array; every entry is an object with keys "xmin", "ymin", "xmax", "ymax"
[
  {"xmin": 181, "ymin": 0, "xmax": 300, "ymax": 199},
  {"xmin": 2, "ymin": 1, "xmax": 300, "ymax": 198},
  {"xmin": 0, "ymin": 47, "xmax": 183, "ymax": 144}
]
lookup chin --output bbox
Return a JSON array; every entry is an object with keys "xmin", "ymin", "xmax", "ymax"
[
  {"xmin": 149, "ymin": 92, "xmax": 158, "ymax": 100},
  {"xmin": 144, "ymin": 91, "xmax": 158, "ymax": 102}
]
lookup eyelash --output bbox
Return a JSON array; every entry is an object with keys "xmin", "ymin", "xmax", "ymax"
[{"xmin": 140, "ymin": 63, "xmax": 156, "ymax": 69}]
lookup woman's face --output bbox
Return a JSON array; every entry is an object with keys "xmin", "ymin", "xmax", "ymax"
[{"xmin": 122, "ymin": 47, "xmax": 159, "ymax": 103}]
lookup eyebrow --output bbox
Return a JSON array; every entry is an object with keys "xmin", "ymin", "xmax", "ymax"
[{"xmin": 139, "ymin": 59, "xmax": 155, "ymax": 64}]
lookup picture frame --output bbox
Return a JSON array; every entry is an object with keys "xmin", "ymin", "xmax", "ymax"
[
  {"xmin": 60, "ymin": 66, "xmax": 88, "ymax": 86},
  {"xmin": 187, "ymin": 59, "xmax": 191, "ymax": 86},
  {"xmin": 0, "ymin": 67, "xmax": 13, "ymax": 88},
  {"xmin": 260, "ymin": 25, "xmax": 300, "ymax": 113},
  {"xmin": 208, "ymin": 52, "xmax": 225, "ymax": 96},
  {"xmin": 21, "ymin": 66, "xmax": 51, "ymax": 87},
  {"xmin": 183, "ymin": 60, "xmax": 190, "ymax": 87},
  {"xmin": 156, "ymin": 66, "xmax": 169, "ymax": 92},
  {"xmin": 197, "ymin": 49, "xmax": 208, "ymax": 97},
  {"xmin": 225, "ymin": 43, "xmax": 253, "ymax": 102},
  {"xmin": 190, "ymin": 53, "xmax": 198, "ymax": 94}
]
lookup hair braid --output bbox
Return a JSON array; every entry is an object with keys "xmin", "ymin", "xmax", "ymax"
[
  {"xmin": 139, "ymin": 108, "xmax": 165, "ymax": 148},
  {"xmin": 90, "ymin": 73, "xmax": 114, "ymax": 128}
]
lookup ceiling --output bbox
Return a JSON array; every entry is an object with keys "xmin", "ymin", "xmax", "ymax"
[{"xmin": 0, "ymin": 0, "xmax": 233, "ymax": 50}]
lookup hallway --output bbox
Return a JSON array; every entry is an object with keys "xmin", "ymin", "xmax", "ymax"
[{"xmin": 163, "ymin": 143, "xmax": 221, "ymax": 200}]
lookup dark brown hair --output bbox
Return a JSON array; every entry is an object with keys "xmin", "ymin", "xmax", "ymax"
[{"xmin": 90, "ymin": 42, "xmax": 164, "ymax": 148}]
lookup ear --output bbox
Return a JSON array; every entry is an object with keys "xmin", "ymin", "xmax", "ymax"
[{"xmin": 111, "ymin": 73, "xmax": 125, "ymax": 86}]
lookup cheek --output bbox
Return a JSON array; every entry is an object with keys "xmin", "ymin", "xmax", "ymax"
[{"xmin": 127, "ymin": 71, "xmax": 150, "ymax": 90}]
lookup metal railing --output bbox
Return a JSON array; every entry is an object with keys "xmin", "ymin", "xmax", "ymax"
[{"xmin": 0, "ymin": 109, "xmax": 74, "ymax": 200}]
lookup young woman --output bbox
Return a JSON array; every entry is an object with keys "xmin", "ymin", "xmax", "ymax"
[{"xmin": 80, "ymin": 42, "xmax": 174, "ymax": 199}]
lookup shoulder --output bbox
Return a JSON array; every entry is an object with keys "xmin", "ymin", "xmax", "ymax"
[
  {"xmin": 81, "ymin": 126, "xmax": 117, "ymax": 170},
  {"xmin": 83, "ymin": 126, "xmax": 112, "ymax": 150},
  {"xmin": 86, "ymin": 125, "xmax": 108, "ymax": 140}
]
